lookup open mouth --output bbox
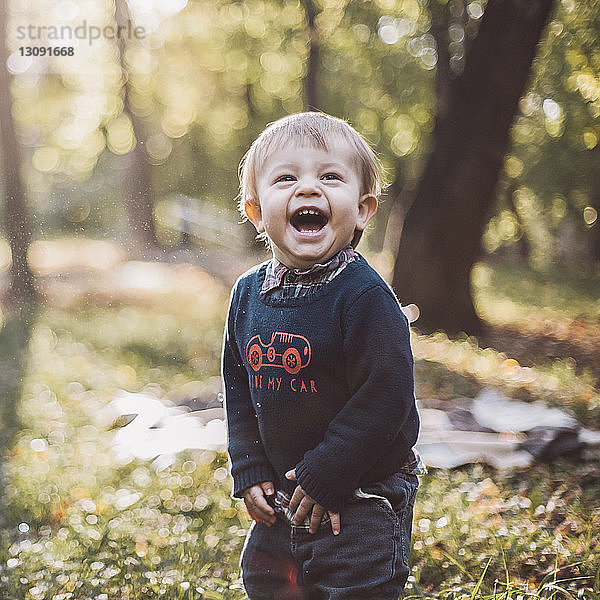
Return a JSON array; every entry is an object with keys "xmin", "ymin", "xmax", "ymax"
[{"xmin": 290, "ymin": 208, "xmax": 329, "ymax": 233}]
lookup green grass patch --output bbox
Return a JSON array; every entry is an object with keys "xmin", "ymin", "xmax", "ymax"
[{"xmin": 473, "ymin": 262, "xmax": 600, "ymax": 324}]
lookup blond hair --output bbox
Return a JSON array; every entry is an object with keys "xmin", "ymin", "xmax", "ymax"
[{"xmin": 238, "ymin": 112, "xmax": 383, "ymax": 219}]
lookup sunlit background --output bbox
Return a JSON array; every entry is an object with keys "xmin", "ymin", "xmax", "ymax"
[
  {"xmin": 1, "ymin": 0, "xmax": 599, "ymax": 598},
  {"xmin": 3, "ymin": 0, "xmax": 597, "ymax": 263}
]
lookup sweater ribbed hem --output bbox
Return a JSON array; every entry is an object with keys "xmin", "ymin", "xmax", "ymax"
[
  {"xmin": 232, "ymin": 465, "xmax": 277, "ymax": 498},
  {"xmin": 295, "ymin": 460, "xmax": 346, "ymax": 513}
]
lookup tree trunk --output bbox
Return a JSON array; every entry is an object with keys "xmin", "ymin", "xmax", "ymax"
[
  {"xmin": 114, "ymin": 0, "xmax": 159, "ymax": 253},
  {"xmin": 430, "ymin": 0, "xmax": 452, "ymax": 121},
  {"xmin": 392, "ymin": 0, "xmax": 554, "ymax": 336},
  {"xmin": 0, "ymin": 11, "xmax": 38, "ymax": 530},
  {"xmin": 0, "ymin": 5, "xmax": 36, "ymax": 306},
  {"xmin": 300, "ymin": 0, "xmax": 320, "ymax": 111}
]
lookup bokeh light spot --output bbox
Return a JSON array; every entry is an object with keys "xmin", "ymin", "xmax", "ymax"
[
  {"xmin": 146, "ymin": 132, "xmax": 173, "ymax": 163},
  {"xmin": 55, "ymin": 0, "xmax": 80, "ymax": 20},
  {"xmin": 30, "ymin": 439, "xmax": 48, "ymax": 452},
  {"xmin": 0, "ymin": 238, "xmax": 11, "ymax": 273},
  {"xmin": 379, "ymin": 23, "xmax": 399, "ymax": 45},
  {"xmin": 64, "ymin": 199, "xmax": 91, "ymax": 223},
  {"xmin": 106, "ymin": 115, "xmax": 136, "ymax": 155},
  {"xmin": 467, "ymin": 2, "xmax": 484, "ymax": 19},
  {"xmin": 6, "ymin": 53, "xmax": 32, "ymax": 75},
  {"xmin": 32, "ymin": 147, "xmax": 60, "ymax": 173},
  {"xmin": 583, "ymin": 206, "xmax": 597, "ymax": 226},
  {"xmin": 583, "ymin": 130, "xmax": 598, "ymax": 149},
  {"xmin": 505, "ymin": 155, "xmax": 523, "ymax": 178},
  {"xmin": 542, "ymin": 98, "xmax": 561, "ymax": 121}
]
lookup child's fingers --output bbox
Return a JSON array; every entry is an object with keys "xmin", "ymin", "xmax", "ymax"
[
  {"xmin": 249, "ymin": 511, "xmax": 275, "ymax": 525},
  {"xmin": 244, "ymin": 487, "xmax": 275, "ymax": 525},
  {"xmin": 260, "ymin": 481, "xmax": 275, "ymax": 496},
  {"xmin": 247, "ymin": 505, "xmax": 275, "ymax": 525},
  {"xmin": 247, "ymin": 487, "xmax": 274, "ymax": 513},
  {"xmin": 328, "ymin": 511, "xmax": 341, "ymax": 536},
  {"xmin": 288, "ymin": 485, "xmax": 305, "ymax": 513},
  {"xmin": 292, "ymin": 496, "xmax": 314, "ymax": 525},
  {"xmin": 309, "ymin": 504, "xmax": 325, "ymax": 534}
]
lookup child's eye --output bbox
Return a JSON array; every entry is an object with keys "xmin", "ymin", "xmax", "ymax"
[
  {"xmin": 274, "ymin": 175, "xmax": 296, "ymax": 183},
  {"xmin": 322, "ymin": 173, "xmax": 342, "ymax": 181}
]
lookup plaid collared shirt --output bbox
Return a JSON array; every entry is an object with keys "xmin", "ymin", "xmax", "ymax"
[{"xmin": 260, "ymin": 245, "xmax": 358, "ymax": 298}]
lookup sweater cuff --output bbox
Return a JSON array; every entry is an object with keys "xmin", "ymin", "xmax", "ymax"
[
  {"xmin": 232, "ymin": 464, "xmax": 277, "ymax": 498},
  {"xmin": 295, "ymin": 460, "xmax": 345, "ymax": 513}
]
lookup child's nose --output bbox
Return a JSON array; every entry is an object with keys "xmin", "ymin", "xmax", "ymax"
[{"xmin": 294, "ymin": 178, "xmax": 321, "ymax": 197}]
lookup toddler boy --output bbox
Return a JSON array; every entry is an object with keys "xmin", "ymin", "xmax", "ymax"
[{"xmin": 222, "ymin": 112, "xmax": 423, "ymax": 599}]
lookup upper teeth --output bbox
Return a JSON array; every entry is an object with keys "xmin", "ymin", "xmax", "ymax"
[{"xmin": 298, "ymin": 209, "xmax": 319, "ymax": 216}]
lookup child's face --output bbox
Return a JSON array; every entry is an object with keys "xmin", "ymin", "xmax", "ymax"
[{"xmin": 246, "ymin": 141, "xmax": 377, "ymax": 270}]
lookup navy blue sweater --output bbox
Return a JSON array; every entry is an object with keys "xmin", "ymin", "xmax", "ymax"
[{"xmin": 222, "ymin": 257, "xmax": 419, "ymax": 512}]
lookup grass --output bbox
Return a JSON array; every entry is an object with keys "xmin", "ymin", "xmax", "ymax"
[
  {"xmin": 408, "ymin": 463, "xmax": 599, "ymax": 598},
  {"xmin": 473, "ymin": 261, "xmax": 600, "ymax": 323},
  {"xmin": 0, "ymin": 256, "xmax": 599, "ymax": 599},
  {"xmin": 413, "ymin": 261, "xmax": 600, "ymax": 427}
]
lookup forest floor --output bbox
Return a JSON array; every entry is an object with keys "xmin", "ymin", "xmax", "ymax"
[{"xmin": 0, "ymin": 238, "xmax": 598, "ymax": 599}]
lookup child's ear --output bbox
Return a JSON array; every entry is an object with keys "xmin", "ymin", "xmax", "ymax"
[
  {"xmin": 355, "ymin": 194, "xmax": 378, "ymax": 231},
  {"xmin": 244, "ymin": 201, "xmax": 265, "ymax": 233}
]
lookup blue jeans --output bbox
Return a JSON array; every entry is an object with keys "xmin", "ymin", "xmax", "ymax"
[{"xmin": 240, "ymin": 472, "xmax": 419, "ymax": 600}]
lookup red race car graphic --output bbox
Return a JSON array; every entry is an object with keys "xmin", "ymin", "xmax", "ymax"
[{"xmin": 246, "ymin": 332, "xmax": 311, "ymax": 375}]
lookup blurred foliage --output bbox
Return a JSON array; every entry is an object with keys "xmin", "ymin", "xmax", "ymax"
[
  {"xmin": 474, "ymin": 262, "xmax": 600, "ymax": 322},
  {"xmin": 6, "ymin": 0, "xmax": 438, "ymax": 244},
  {"xmin": 485, "ymin": 0, "xmax": 600, "ymax": 267},
  {"xmin": 5, "ymin": 0, "xmax": 599, "ymax": 264}
]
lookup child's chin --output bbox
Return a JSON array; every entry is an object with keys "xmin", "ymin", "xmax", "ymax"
[
  {"xmin": 280, "ymin": 251, "xmax": 325, "ymax": 269},
  {"xmin": 293, "ymin": 248, "xmax": 336, "ymax": 267}
]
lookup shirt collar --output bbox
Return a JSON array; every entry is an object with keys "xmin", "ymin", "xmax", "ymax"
[{"xmin": 261, "ymin": 245, "xmax": 356, "ymax": 294}]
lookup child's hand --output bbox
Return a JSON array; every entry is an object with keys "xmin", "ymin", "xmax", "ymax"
[
  {"xmin": 286, "ymin": 470, "xmax": 341, "ymax": 535},
  {"xmin": 242, "ymin": 481, "xmax": 276, "ymax": 526}
]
